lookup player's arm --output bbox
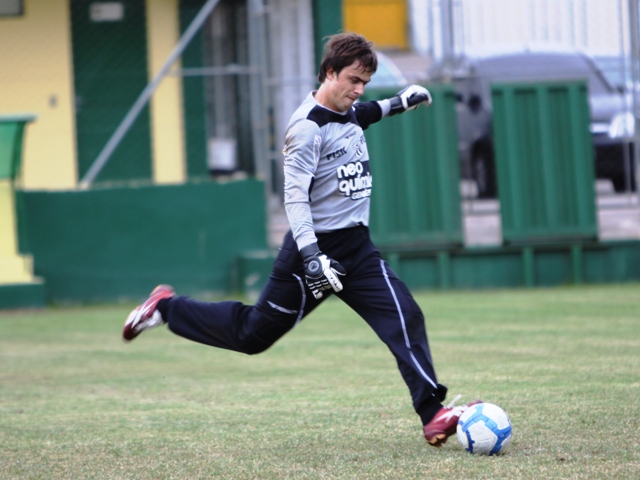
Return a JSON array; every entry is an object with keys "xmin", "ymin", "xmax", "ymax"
[
  {"xmin": 353, "ymin": 85, "xmax": 432, "ymax": 129},
  {"xmin": 353, "ymin": 101, "xmax": 383, "ymax": 130},
  {"xmin": 282, "ymin": 120, "xmax": 346, "ymax": 299},
  {"xmin": 283, "ymin": 119, "xmax": 320, "ymax": 250}
]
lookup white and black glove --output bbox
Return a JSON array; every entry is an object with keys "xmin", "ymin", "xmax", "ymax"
[
  {"xmin": 388, "ymin": 85, "xmax": 432, "ymax": 116},
  {"xmin": 300, "ymin": 243, "xmax": 346, "ymax": 299}
]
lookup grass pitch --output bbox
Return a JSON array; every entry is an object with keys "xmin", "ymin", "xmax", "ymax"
[{"xmin": 1, "ymin": 284, "xmax": 639, "ymax": 479}]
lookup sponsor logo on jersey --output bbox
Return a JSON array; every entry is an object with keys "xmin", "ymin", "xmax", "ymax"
[
  {"xmin": 326, "ymin": 146, "xmax": 347, "ymax": 161},
  {"xmin": 336, "ymin": 160, "xmax": 372, "ymax": 200}
]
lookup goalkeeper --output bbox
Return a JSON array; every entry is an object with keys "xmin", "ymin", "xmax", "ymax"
[{"xmin": 123, "ymin": 32, "xmax": 478, "ymax": 447}]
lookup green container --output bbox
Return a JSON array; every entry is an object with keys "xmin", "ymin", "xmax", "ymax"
[
  {"xmin": 492, "ymin": 81, "xmax": 597, "ymax": 245},
  {"xmin": 0, "ymin": 114, "xmax": 36, "ymax": 255},
  {"xmin": 0, "ymin": 115, "xmax": 36, "ymax": 180},
  {"xmin": 360, "ymin": 85, "xmax": 463, "ymax": 249}
]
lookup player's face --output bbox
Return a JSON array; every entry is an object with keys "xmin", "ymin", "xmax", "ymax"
[{"xmin": 323, "ymin": 61, "xmax": 372, "ymax": 112}]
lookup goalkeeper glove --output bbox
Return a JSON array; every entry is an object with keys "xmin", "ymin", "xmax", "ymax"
[
  {"xmin": 389, "ymin": 85, "xmax": 432, "ymax": 116},
  {"xmin": 300, "ymin": 243, "xmax": 346, "ymax": 299}
]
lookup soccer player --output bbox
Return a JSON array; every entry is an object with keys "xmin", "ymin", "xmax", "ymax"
[{"xmin": 123, "ymin": 32, "xmax": 478, "ymax": 447}]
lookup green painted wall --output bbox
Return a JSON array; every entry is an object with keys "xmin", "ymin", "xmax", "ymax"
[
  {"xmin": 0, "ymin": 282, "xmax": 46, "ymax": 309},
  {"xmin": 19, "ymin": 180, "xmax": 268, "ymax": 304},
  {"xmin": 385, "ymin": 242, "xmax": 640, "ymax": 290},
  {"xmin": 236, "ymin": 241, "xmax": 640, "ymax": 295},
  {"xmin": 14, "ymin": 178, "xmax": 640, "ymax": 306}
]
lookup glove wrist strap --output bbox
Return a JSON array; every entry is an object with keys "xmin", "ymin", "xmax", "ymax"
[
  {"xmin": 300, "ymin": 242, "xmax": 321, "ymax": 259},
  {"xmin": 388, "ymin": 96, "xmax": 404, "ymax": 116}
]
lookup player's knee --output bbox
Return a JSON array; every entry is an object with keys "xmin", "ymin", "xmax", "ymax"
[
  {"xmin": 244, "ymin": 345, "xmax": 269, "ymax": 355},
  {"xmin": 240, "ymin": 338, "xmax": 271, "ymax": 355}
]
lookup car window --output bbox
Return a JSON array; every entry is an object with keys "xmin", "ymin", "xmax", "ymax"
[{"xmin": 592, "ymin": 55, "xmax": 630, "ymax": 90}]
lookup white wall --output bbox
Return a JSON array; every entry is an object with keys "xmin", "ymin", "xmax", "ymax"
[{"xmin": 408, "ymin": 0, "xmax": 630, "ymax": 59}]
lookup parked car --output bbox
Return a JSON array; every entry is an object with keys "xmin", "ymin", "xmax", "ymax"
[
  {"xmin": 590, "ymin": 54, "xmax": 636, "ymax": 192},
  {"xmin": 369, "ymin": 51, "xmax": 409, "ymax": 89},
  {"xmin": 428, "ymin": 48, "xmax": 635, "ymax": 197}
]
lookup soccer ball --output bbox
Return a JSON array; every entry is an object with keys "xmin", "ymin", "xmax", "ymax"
[{"xmin": 456, "ymin": 402, "xmax": 513, "ymax": 455}]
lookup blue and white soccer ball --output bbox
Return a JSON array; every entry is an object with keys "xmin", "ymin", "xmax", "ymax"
[{"xmin": 456, "ymin": 402, "xmax": 513, "ymax": 455}]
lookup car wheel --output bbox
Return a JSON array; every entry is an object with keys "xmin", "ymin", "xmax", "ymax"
[{"xmin": 472, "ymin": 146, "xmax": 497, "ymax": 198}]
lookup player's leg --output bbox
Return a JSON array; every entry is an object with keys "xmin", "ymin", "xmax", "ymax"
[
  {"xmin": 337, "ymin": 253, "xmax": 444, "ymax": 424},
  {"xmin": 311, "ymin": 227, "xmax": 444, "ymax": 422},
  {"xmin": 164, "ymin": 267, "xmax": 320, "ymax": 354},
  {"xmin": 124, "ymin": 231, "xmax": 324, "ymax": 354},
  {"xmin": 336, "ymin": 245, "xmax": 480, "ymax": 446}
]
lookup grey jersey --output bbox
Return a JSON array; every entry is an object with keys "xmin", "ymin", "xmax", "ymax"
[{"xmin": 283, "ymin": 91, "xmax": 385, "ymax": 250}]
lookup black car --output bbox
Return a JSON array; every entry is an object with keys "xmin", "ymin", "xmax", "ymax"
[{"xmin": 428, "ymin": 49, "xmax": 635, "ymax": 197}]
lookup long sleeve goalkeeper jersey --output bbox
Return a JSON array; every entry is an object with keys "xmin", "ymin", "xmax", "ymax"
[{"xmin": 283, "ymin": 91, "xmax": 386, "ymax": 251}]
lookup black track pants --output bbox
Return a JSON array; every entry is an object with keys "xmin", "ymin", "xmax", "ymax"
[{"xmin": 163, "ymin": 226, "xmax": 442, "ymax": 424}]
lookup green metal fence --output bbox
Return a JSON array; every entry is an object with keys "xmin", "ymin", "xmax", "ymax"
[
  {"xmin": 361, "ymin": 84, "xmax": 463, "ymax": 249},
  {"xmin": 492, "ymin": 81, "xmax": 597, "ymax": 245}
]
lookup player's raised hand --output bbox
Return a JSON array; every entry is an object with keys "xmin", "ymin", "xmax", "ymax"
[
  {"xmin": 300, "ymin": 244, "xmax": 346, "ymax": 299},
  {"xmin": 389, "ymin": 85, "xmax": 432, "ymax": 116}
]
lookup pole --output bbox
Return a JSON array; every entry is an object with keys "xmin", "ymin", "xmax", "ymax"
[
  {"xmin": 629, "ymin": 0, "xmax": 640, "ymax": 199},
  {"xmin": 440, "ymin": 0, "xmax": 455, "ymax": 63},
  {"xmin": 79, "ymin": 0, "xmax": 222, "ymax": 189}
]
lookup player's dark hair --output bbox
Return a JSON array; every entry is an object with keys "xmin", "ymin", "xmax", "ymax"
[{"xmin": 317, "ymin": 32, "xmax": 378, "ymax": 83}]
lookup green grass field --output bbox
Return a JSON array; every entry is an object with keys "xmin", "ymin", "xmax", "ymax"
[{"xmin": 1, "ymin": 284, "xmax": 639, "ymax": 479}]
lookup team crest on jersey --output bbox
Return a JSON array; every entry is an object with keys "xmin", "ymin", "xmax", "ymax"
[
  {"xmin": 313, "ymin": 135, "xmax": 322, "ymax": 165},
  {"xmin": 353, "ymin": 135, "xmax": 367, "ymax": 159},
  {"xmin": 336, "ymin": 160, "xmax": 372, "ymax": 200}
]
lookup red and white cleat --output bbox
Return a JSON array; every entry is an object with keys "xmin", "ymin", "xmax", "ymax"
[
  {"xmin": 423, "ymin": 395, "xmax": 482, "ymax": 447},
  {"xmin": 122, "ymin": 285, "xmax": 175, "ymax": 342}
]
